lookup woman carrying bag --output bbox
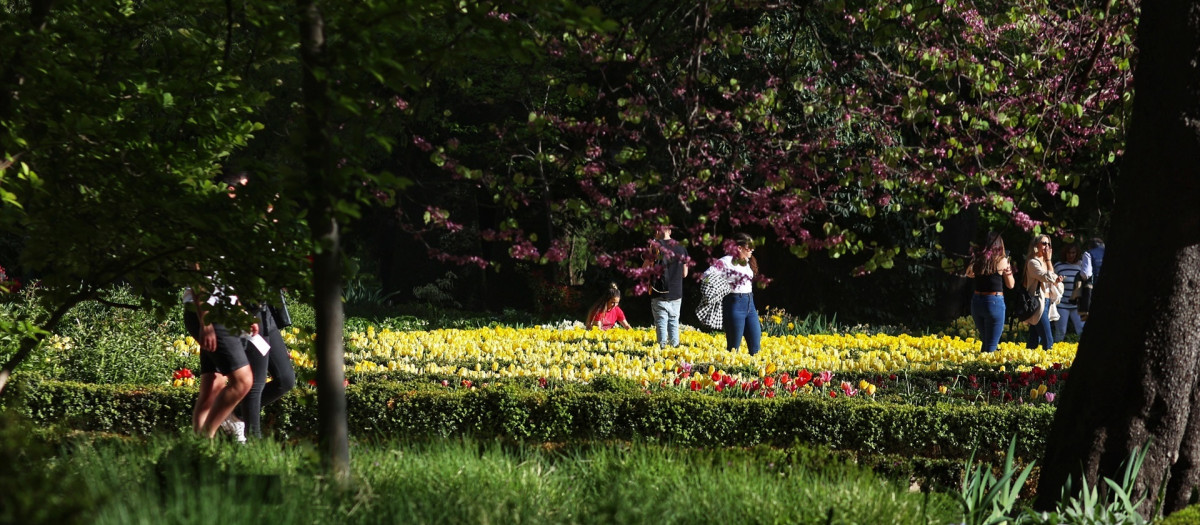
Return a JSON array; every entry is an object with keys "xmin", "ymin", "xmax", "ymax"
[{"xmin": 1023, "ymin": 235, "xmax": 1064, "ymax": 351}]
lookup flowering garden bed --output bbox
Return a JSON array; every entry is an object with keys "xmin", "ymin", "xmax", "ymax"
[{"xmin": 12, "ymin": 319, "xmax": 1073, "ymax": 462}]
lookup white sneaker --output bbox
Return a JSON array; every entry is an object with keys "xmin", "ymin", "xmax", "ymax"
[{"xmin": 220, "ymin": 415, "xmax": 247, "ymax": 443}]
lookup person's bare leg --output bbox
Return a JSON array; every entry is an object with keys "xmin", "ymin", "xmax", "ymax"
[
  {"xmin": 200, "ymin": 365, "xmax": 253, "ymax": 438},
  {"xmin": 192, "ymin": 373, "xmax": 225, "ymax": 434}
]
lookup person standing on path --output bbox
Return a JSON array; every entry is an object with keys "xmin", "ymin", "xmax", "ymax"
[{"xmin": 646, "ymin": 222, "xmax": 688, "ymax": 347}]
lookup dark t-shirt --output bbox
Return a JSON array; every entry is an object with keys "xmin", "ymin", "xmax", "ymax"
[{"xmin": 653, "ymin": 239, "xmax": 688, "ymax": 301}]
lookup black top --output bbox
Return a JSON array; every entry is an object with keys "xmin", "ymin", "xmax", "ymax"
[
  {"xmin": 974, "ymin": 273, "xmax": 1004, "ymax": 293},
  {"xmin": 653, "ymin": 239, "xmax": 688, "ymax": 301}
]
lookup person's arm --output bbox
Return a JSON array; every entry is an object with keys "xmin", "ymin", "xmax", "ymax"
[
  {"xmin": 615, "ymin": 307, "xmax": 631, "ymax": 329},
  {"xmin": 1027, "ymin": 258, "xmax": 1059, "ymax": 286},
  {"xmin": 197, "ymin": 304, "xmax": 217, "ymax": 352},
  {"xmin": 1080, "ymin": 252, "xmax": 1093, "ymax": 279},
  {"xmin": 584, "ymin": 302, "xmax": 599, "ymax": 330},
  {"xmin": 998, "ymin": 259, "xmax": 1016, "ymax": 289}
]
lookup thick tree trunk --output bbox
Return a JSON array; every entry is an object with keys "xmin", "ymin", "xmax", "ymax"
[
  {"xmin": 298, "ymin": 0, "xmax": 350, "ymax": 481},
  {"xmin": 1036, "ymin": 0, "xmax": 1200, "ymax": 515}
]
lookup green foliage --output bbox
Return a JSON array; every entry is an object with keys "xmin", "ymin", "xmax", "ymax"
[
  {"xmin": 759, "ymin": 306, "xmax": 843, "ymax": 336},
  {"xmin": 1021, "ymin": 444, "xmax": 1154, "ymax": 524},
  {"xmin": 14, "ymin": 378, "xmax": 1053, "ymax": 463},
  {"xmin": 343, "ymin": 275, "xmax": 401, "ymax": 308},
  {"xmin": 0, "ymin": 411, "xmax": 96, "ymax": 525},
  {"xmin": 0, "ymin": 1, "xmax": 310, "ymax": 385},
  {"xmin": 411, "ymin": 270, "xmax": 462, "ymax": 309},
  {"xmin": 2, "ymin": 433, "xmax": 960, "ymax": 525},
  {"xmin": 957, "ymin": 437, "xmax": 1035, "ymax": 525},
  {"xmin": 952, "ymin": 439, "xmax": 1158, "ymax": 524},
  {"xmin": 0, "ymin": 285, "xmax": 190, "ymax": 384},
  {"xmin": 1160, "ymin": 504, "xmax": 1200, "ymax": 525}
]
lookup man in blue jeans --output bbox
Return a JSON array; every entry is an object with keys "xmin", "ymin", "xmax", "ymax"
[{"xmin": 647, "ymin": 223, "xmax": 689, "ymax": 347}]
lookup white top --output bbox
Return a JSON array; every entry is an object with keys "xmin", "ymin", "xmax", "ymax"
[{"xmin": 714, "ymin": 255, "xmax": 755, "ymax": 294}]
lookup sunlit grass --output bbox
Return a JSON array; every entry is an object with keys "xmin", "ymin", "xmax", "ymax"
[{"xmin": 55, "ymin": 436, "xmax": 958, "ymax": 525}]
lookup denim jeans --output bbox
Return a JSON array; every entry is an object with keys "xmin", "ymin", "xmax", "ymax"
[
  {"xmin": 721, "ymin": 293, "xmax": 761, "ymax": 355},
  {"xmin": 970, "ymin": 294, "xmax": 1005, "ymax": 352},
  {"xmin": 1026, "ymin": 297, "xmax": 1055, "ymax": 350},
  {"xmin": 650, "ymin": 297, "xmax": 682, "ymax": 347},
  {"xmin": 1052, "ymin": 306, "xmax": 1084, "ymax": 342}
]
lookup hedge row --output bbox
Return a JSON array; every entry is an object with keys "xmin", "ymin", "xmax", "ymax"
[{"xmin": 8, "ymin": 379, "xmax": 1054, "ymax": 460}]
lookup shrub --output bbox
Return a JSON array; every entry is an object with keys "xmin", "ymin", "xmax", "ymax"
[
  {"xmin": 13, "ymin": 378, "xmax": 1053, "ymax": 462},
  {"xmin": 0, "ymin": 411, "xmax": 96, "ymax": 525},
  {"xmin": 0, "ymin": 285, "xmax": 190, "ymax": 384}
]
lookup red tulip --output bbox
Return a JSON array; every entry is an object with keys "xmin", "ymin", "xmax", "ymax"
[{"xmin": 797, "ymin": 369, "xmax": 813, "ymax": 387}]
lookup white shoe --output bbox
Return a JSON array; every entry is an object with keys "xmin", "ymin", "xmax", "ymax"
[{"xmin": 220, "ymin": 415, "xmax": 247, "ymax": 443}]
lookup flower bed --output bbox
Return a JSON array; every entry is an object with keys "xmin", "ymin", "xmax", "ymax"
[{"xmin": 229, "ymin": 323, "xmax": 1075, "ymax": 406}]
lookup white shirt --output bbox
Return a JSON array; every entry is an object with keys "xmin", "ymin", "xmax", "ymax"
[{"xmin": 715, "ymin": 255, "xmax": 755, "ymax": 294}]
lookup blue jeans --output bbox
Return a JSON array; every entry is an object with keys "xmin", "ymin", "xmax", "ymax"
[
  {"xmin": 1053, "ymin": 306, "xmax": 1084, "ymax": 342},
  {"xmin": 1026, "ymin": 297, "xmax": 1054, "ymax": 350},
  {"xmin": 970, "ymin": 294, "xmax": 1005, "ymax": 352},
  {"xmin": 650, "ymin": 297, "xmax": 682, "ymax": 347},
  {"xmin": 722, "ymin": 293, "xmax": 761, "ymax": 355}
]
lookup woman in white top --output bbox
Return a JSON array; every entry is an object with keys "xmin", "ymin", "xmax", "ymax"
[{"xmin": 712, "ymin": 233, "xmax": 762, "ymax": 355}]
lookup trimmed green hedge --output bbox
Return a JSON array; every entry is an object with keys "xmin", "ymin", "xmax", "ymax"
[{"xmin": 8, "ymin": 379, "xmax": 1053, "ymax": 460}]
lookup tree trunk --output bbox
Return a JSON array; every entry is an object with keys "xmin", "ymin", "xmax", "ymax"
[
  {"xmin": 298, "ymin": 0, "xmax": 350, "ymax": 481},
  {"xmin": 1036, "ymin": 0, "xmax": 1200, "ymax": 515}
]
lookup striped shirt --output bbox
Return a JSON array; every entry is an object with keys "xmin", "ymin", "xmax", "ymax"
[{"xmin": 1053, "ymin": 261, "xmax": 1084, "ymax": 308}]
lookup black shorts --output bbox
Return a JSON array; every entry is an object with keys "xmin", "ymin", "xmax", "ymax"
[{"xmin": 184, "ymin": 311, "xmax": 250, "ymax": 375}]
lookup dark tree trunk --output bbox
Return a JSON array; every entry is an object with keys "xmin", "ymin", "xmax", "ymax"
[
  {"xmin": 1036, "ymin": 0, "xmax": 1200, "ymax": 515},
  {"xmin": 298, "ymin": 0, "xmax": 350, "ymax": 481}
]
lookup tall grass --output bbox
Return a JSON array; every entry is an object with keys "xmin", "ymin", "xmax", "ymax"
[{"xmin": 26, "ymin": 434, "xmax": 957, "ymax": 525}]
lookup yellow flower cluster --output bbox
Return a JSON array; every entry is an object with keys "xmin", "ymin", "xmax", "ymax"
[
  {"xmin": 46, "ymin": 334, "xmax": 74, "ymax": 351},
  {"xmin": 937, "ymin": 315, "xmax": 1028, "ymax": 341},
  {"xmin": 168, "ymin": 336, "xmax": 200, "ymax": 358},
  {"xmin": 274, "ymin": 325, "xmax": 1076, "ymax": 385}
]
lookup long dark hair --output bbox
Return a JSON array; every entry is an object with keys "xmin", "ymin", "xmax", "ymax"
[
  {"xmin": 970, "ymin": 232, "xmax": 1007, "ymax": 276},
  {"xmin": 733, "ymin": 233, "xmax": 758, "ymax": 276},
  {"xmin": 586, "ymin": 282, "xmax": 621, "ymax": 323}
]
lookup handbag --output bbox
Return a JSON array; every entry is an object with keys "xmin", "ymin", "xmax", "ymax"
[
  {"xmin": 1008, "ymin": 285, "xmax": 1039, "ymax": 321},
  {"xmin": 270, "ymin": 290, "xmax": 293, "ymax": 329}
]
